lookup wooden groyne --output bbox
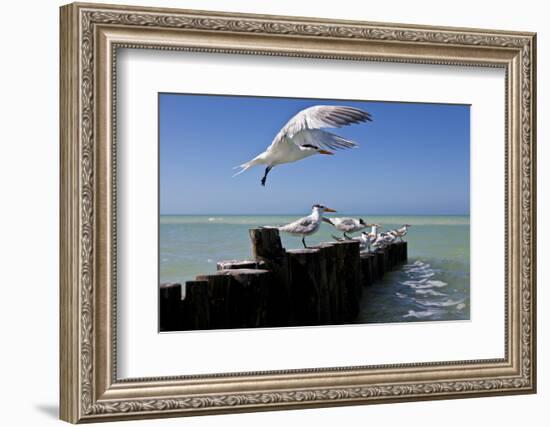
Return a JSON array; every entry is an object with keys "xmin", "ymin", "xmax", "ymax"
[{"xmin": 160, "ymin": 228, "xmax": 407, "ymax": 331}]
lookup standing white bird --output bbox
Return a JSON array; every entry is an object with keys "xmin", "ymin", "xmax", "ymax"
[
  {"xmin": 332, "ymin": 227, "xmax": 376, "ymax": 252},
  {"xmin": 372, "ymin": 231, "xmax": 397, "ymax": 250},
  {"xmin": 274, "ymin": 204, "xmax": 336, "ymax": 248},
  {"xmin": 322, "ymin": 216, "xmax": 368, "ymax": 238},
  {"xmin": 233, "ymin": 105, "xmax": 372, "ymax": 186},
  {"xmin": 359, "ymin": 224, "xmax": 381, "ymax": 253},
  {"xmin": 367, "ymin": 223, "xmax": 381, "ymax": 241},
  {"xmin": 389, "ymin": 224, "xmax": 412, "ymax": 241}
]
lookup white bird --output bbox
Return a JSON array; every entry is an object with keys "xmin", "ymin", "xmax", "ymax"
[
  {"xmin": 359, "ymin": 230, "xmax": 377, "ymax": 253},
  {"xmin": 330, "ymin": 224, "xmax": 375, "ymax": 251},
  {"xmin": 353, "ymin": 231, "xmax": 376, "ymax": 253},
  {"xmin": 372, "ymin": 231, "xmax": 397, "ymax": 250},
  {"xmin": 339, "ymin": 223, "xmax": 380, "ymax": 252},
  {"xmin": 233, "ymin": 105, "xmax": 372, "ymax": 186},
  {"xmin": 274, "ymin": 204, "xmax": 336, "ymax": 248},
  {"xmin": 389, "ymin": 224, "xmax": 412, "ymax": 241},
  {"xmin": 366, "ymin": 223, "xmax": 381, "ymax": 241},
  {"xmin": 323, "ymin": 216, "xmax": 368, "ymax": 238}
]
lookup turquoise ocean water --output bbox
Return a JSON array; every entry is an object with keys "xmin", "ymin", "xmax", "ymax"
[{"xmin": 160, "ymin": 215, "xmax": 470, "ymax": 324}]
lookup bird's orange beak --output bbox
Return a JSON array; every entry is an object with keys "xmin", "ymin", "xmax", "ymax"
[
  {"xmin": 319, "ymin": 150, "xmax": 334, "ymax": 155},
  {"xmin": 324, "ymin": 207, "xmax": 337, "ymax": 212}
]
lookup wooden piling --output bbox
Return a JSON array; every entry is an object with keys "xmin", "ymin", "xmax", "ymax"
[
  {"xmin": 159, "ymin": 283, "xmax": 183, "ymax": 332},
  {"xmin": 318, "ymin": 242, "xmax": 341, "ymax": 324},
  {"xmin": 196, "ymin": 269, "xmax": 273, "ymax": 329},
  {"xmin": 250, "ymin": 228, "xmax": 285, "ymax": 260},
  {"xmin": 160, "ymin": 226, "xmax": 410, "ymax": 331},
  {"xmin": 398, "ymin": 242, "xmax": 408, "ymax": 262},
  {"xmin": 315, "ymin": 245, "xmax": 331, "ymax": 323},
  {"xmin": 337, "ymin": 241, "xmax": 361, "ymax": 321},
  {"xmin": 360, "ymin": 253, "xmax": 376, "ymax": 286},
  {"xmin": 195, "ymin": 272, "xmax": 232, "ymax": 329},
  {"xmin": 374, "ymin": 250, "xmax": 385, "ymax": 280},
  {"xmin": 217, "ymin": 259, "xmax": 263, "ymax": 270},
  {"xmin": 287, "ymin": 248, "xmax": 323, "ymax": 325},
  {"xmin": 249, "ymin": 228, "xmax": 291, "ymax": 327},
  {"xmin": 331, "ymin": 242, "xmax": 348, "ymax": 322},
  {"xmin": 181, "ymin": 280, "xmax": 209, "ymax": 330}
]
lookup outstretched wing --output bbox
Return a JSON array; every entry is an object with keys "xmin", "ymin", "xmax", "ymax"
[
  {"xmin": 282, "ymin": 105, "xmax": 372, "ymax": 138},
  {"xmin": 268, "ymin": 105, "xmax": 372, "ymax": 151},
  {"xmin": 291, "ymin": 129, "xmax": 358, "ymax": 151}
]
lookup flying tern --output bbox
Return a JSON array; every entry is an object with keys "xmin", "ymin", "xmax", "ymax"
[{"xmin": 233, "ymin": 105, "xmax": 372, "ymax": 186}]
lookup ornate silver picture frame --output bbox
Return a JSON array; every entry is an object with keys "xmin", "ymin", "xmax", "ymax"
[{"xmin": 60, "ymin": 2, "xmax": 536, "ymax": 423}]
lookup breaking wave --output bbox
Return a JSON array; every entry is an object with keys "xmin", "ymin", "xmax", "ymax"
[{"xmin": 395, "ymin": 260, "xmax": 467, "ymax": 320}]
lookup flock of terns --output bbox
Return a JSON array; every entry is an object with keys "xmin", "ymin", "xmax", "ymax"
[
  {"xmin": 267, "ymin": 204, "xmax": 412, "ymax": 251},
  {"xmin": 233, "ymin": 104, "xmax": 412, "ymax": 250}
]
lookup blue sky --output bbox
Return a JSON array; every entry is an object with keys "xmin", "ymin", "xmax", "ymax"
[{"xmin": 159, "ymin": 93, "xmax": 470, "ymax": 215}]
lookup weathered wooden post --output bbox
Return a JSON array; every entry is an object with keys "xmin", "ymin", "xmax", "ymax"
[
  {"xmin": 331, "ymin": 242, "xmax": 348, "ymax": 322},
  {"xmin": 401, "ymin": 242, "xmax": 408, "ymax": 262},
  {"xmin": 287, "ymin": 248, "xmax": 323, "ymax": 325},
  {"xmin": 382, "ymin": 246, "xmax": 391, "ymax": 272},
  {"xmin": 227, "ymin": 269, "xmax": 272, "ymax": 328},
  {"xmin": 216, "ymin": 260, "xmax": 263, "ymax": 270},
  {"xmin": 249, "ymin": 228, "xmax": 291, "ymax": 326},
  {"xmin": 250, "ymin": 228, "xmax": 285, "ymax": 260},
  {"xmin": 318, "ymin": 242, "xmax": 341, "ymax": 323},
  {"xmin": 368, "ymin": 251, "xmax": 380, "ymax": 282},
  {"xmin": 196, "ymin": 269, "xmax": 274, "ymax": 329},
  {"xmin": 225, "ymin": 269, "xmax": 273, "ymax": 328},
  {"xmin": 159, "ymin": 283, "xmax": 183, "ymax": 332},
  {"xmin": 388, "ymin": 244, "xmax": 397, "ymax": 269},
  {"xmin": 315, "ymin": 245, "xmax": 331, "ymax": 323},
  {"xmin": 195, "ymin": 273, "xmax": 232, "ymax": 329},
  {"xmin": 374, "ymin": 250, "xmax": 385, "ymax": 279},
  {"xmin": 360, "ymin": 253, "xmax": 376, "ymax": 286},
  {"xmin": 181, "ymin": 280, "xmax": 209, "ymax": 330},
  {"xmin": 337, "ymin": 240, "xmax": 361, "ymax": 321}
]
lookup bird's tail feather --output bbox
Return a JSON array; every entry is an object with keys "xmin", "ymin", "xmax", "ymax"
[
  {"xmin": 322, "ymin": 217, "xmax": 335, "ymax": 225},
  {"xmin": 232, "ymin": 156, "xmax": 263, "ymax": 177},
  {"xmin": 232, "ymin": 164, "xmax": 252, "ymax": 177}
]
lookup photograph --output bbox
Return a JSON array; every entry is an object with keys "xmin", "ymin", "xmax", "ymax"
[
  {"xmin": 57, "ymin": 2, "xmax": 536, "ymax": 422},
  {"xmin": 159, "ymin": 93, "xmax": 470, "ymax": 331}
]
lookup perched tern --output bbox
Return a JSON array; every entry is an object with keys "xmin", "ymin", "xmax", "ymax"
[
  {"xmin": 372, "ymin": 231, "xmax": 397, "ymax": 250},
  {"xmin": 389, "ymin": 224, "xmax": 412, "ymax": 242},
  {"xmin": 273, "ymin": 204, "xmax": 336, "ymax": 248},
  {"xmin": 233, "ymin": 105, "xmax": 372, "ymax": 186},
  {"xmin": 323, "ymin": 216, "xmax": 368, "ymax": 238},
  {"xmin": 366, "ymin": 223, "xmax": 381, "ymax": 240},
  {"xmin": 359, "ymin": 230, "xmax": 378, "ymax": 253},
  {"xmin": 331, "ymin": 225, "xmax": 376, "ymax": 252}
]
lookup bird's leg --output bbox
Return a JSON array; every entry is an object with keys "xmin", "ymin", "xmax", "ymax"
[
  {"xmin": 260, "ymin": 166, "xmax": 272, "ymax": 187},
  {"xmin": 302, "ymin": 236, "xmax": 309, "ymax": 249}
]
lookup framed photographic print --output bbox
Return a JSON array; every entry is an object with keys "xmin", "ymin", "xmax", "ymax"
[{"xmin": 60, "ymin": 2, "xmax": 537, "ymax": 423}]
